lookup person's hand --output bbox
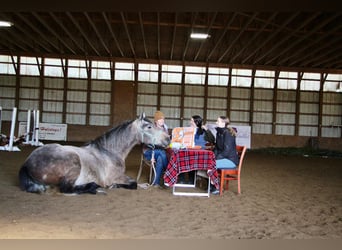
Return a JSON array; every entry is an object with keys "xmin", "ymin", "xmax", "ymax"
[{"xmin": 202, "ymin": 124, "xmax": 208, "ymax": 130}]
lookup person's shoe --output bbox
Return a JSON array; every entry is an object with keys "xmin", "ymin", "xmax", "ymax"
[{"xmin": 211, "ymin": 189, "xmax": 220, "ymax": 195}]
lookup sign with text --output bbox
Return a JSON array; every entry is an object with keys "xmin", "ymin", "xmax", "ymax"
[
  {"xmin": 19, "ymin": 122, "xmax": 67, "ymax": 141},
  {"xmin": 206, "ymin": 123, "xmax": 251, "ymax": 149},
  {"xmin": 231, "ymin": 125, "xmax": 251, "ymax": 149}
]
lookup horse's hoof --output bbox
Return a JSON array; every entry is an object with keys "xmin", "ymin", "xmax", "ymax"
[{"xmin": 96, "ymin": 188, "xmax": 107, "ymax": 195}]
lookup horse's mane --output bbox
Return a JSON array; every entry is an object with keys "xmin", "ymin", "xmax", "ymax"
[{"xmin": 83, "ymin": 119, "xmax": 135, "ymax": 150}]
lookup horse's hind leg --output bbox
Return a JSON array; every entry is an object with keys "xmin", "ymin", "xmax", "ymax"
[
  {"xmin": 59, "ymin": 180, "xmax": 101, "ymax": 195},
  {"xmin": 19, "ymin": 165, "xmax": 47, "ymax": 193}
]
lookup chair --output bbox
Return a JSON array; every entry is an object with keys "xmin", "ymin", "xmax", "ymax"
[
  {"xmin": 218, "ymin": 145, "xmax": 247, "ymax": 195},
  {"xmin": 136, "ymin": 146, "xmax": 156, "ymax": 184}
]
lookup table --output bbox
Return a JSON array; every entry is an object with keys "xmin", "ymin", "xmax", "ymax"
[{"xmin": 164, "ymin": 149, "xmax": 219, "ymax": 197}]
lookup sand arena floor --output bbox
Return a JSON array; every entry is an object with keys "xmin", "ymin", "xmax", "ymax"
[{"xmin": 0, "ymin": 143, "xmax": 341, "ymax": 239}]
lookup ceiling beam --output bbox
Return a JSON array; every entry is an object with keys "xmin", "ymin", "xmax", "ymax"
[
  {"xmin": 49, "ymin": 12, "xmax": 87, "ymax": 55},
  {"xmin": 309, "ymin": 40, "xmax": 342, "ymax": 68},
  {"xmin": 229, "ymin": 12, "xmax": 278, "ymax": 62},
  {"xmin": 285, "ymin": 17, "xmax": 342, "ymax": 67},
  {"xmin": 253, "ymin": 12, "xmax": 321, "ymax": 65},
  {"xmin": 242, "ymin": 12, "xmax": 300, "ymax": 64},
  {"xmin": 182, "ymin": 12, "xmax": 198, "ymax": 61},
  {"xmin": 102, "ymin": 12, "xmax": 124, "ymax": 57},
  {"xmin": 32, "ymin": 12, "xmax": 77, "ymax": 55},
  {"xmin": 0, "ymin": 14, "xmax": 32, "ymax": 51},
  {"xmin": 157, "ymin": 12, "xmax": 160, "ymax": 59},
  {"xmin": 4, "ymin": 13, "xmax": 52, "ymax": 53},
  {"xmin": 138, "ymin": 12, "xmax": 148, "ymax": 59},
  {"xmin": 84, "ymin": 12, "xmax": 111, "ymax": 56},
  {"xmin": 16, "ymin": 13, "xmax": 61, "ymax": 52},
  {"xmin": 170, "ymin": 13, "xmax": 178, "ymax": 60},
  {"xmin": 120, "ymin": 12, "xmax": 135, "ymax": 57},
  {"xmin": 66, "ymin": 12, "xmax": 100, "ymax": 56},
  {"xmin": 267, "ymin": 13, "xmax": 340, "ymax": 65},
  {"xmin": 193, "ymin": 12, "xmax": 217, "ymax": 61},
  {"xmin": 207, "ymin": 13, "xmax": 237, "ymax": 61},
  {"xmin": 218, "ymin": 12, "xmax": 258, "ymax": 63}
]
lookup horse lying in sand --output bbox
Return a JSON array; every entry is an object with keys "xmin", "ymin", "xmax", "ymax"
[{"xmin": 18, "ymin": 113, "xmax": 170, "ymax": 195}]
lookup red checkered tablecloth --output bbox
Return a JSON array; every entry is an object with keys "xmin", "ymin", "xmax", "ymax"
[{"xmin": 164, "ymin": 149, "xmax": 219, "ymax": 189}]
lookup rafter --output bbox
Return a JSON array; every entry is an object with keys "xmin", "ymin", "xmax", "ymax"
[
  {"xmin": 3, "ymin": 13, "xmax": 52, "ymax": 53},
  {"xmin": 84, "ymin": 12, "xmax": 111, "ymax": 56},
  {"xmin": 170, "ymin": 13, "xmax": 178, "ymax": 60},
  {"xmin": 102, "ymin": 12, "xmax": 124, "ymax": 57},
  {"xmin": 120, "ymin": 12, "xmax": 135, "ymax": 57},
  {"xmin": 266, "ymin": 13, "xmax": 340, "ymax": 65},
  {"xmin": 157, "ymin": 12, "xmax": 160, "ymax": 59},
  {"xmin": 182, "ymin": 12, "xmax": 198, "ymax": 61},
  {"xmin": 16, "ymin": 12, "xmax": 60, "ymax": 52},
  {"xmin": 218, "ymin": 12, "xmax": 258, "ymax": 63},
  {"xmin": 206, "ymin": 13, "xmax": 237, "ymax": 61},
  {"xmin": 285, "ymin": 18, "xmax": 342, "ymax": 67},
  {"xmin": 253, "ymin": 12, "xmax": 321, "ymax": 65},
  {"xmin": 241, "ymin": 12, "xmax": 300, "ymax": 64},
  {"xmin": 32, "ymin": 12, "xmax": 76, "ymax": 55},
  {"xmin": 138, "ymin": 12, "xmax": 148, "ymax": 59},
  {"xmin": 229, "ymin": 12, "xmax": 278, "ymax": 62},
  {"xmin": 49, "ymin": 12, "xmax": 86, "ymax": 55},
  {"xmin": 66, "ymin": 12, "xmax": 100, "ymax": 56},
  {"xmin": 193, "ymin": 12, "xmax": 217, "ymax": 61}
]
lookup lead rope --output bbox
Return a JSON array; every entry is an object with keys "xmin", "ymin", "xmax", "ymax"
[
  {"xmin": 140, "ymin": 129, "xmax": 157, "ymax": 187},
  {"xmin": 150, "ymin": 147, "xmax": 157, "ymax": 185}
]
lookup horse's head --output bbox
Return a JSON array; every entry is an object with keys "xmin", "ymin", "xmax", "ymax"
[{"xmin": 136, "ymin": 113, "xmax": 170, "ymax": 148}]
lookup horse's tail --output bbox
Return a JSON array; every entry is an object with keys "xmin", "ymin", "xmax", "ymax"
[{"xmin": 18, "ymin": 164, "xmax": 46, "ymax": 193}]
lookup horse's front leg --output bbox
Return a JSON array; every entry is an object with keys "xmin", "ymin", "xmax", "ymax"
[{"xmin": 108, "ymin": 175, "xmax": 137, "ymax": 190}]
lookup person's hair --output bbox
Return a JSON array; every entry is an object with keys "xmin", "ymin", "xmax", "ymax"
[
  {"xmin": 192, "ymin": 115, "xmax": 204, "ymax": 135},
  {"xmin": 219, "ymin": 116, "xmax": 236, "ymax": 137},
  {"xmin": 154, "ymin": 110, "xmax": 165, "ymax": 122}
]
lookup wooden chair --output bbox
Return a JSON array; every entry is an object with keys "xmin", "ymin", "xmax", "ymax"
[
  {"xmin": 218, "ymin": 145, "xmax": 247, "ymax": 195},
  {"xmin": 136, "ymin": 146, "xmax": 156, "ymax": 184}
]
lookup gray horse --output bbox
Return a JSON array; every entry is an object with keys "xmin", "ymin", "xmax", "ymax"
[{"xmin": 18, "ymin": 113, "xmax": 170, "ymax": 195}]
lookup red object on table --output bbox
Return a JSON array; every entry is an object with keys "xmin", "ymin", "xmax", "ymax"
[{"xmin": 164, "ymin": 149, "xmax": 219, "ymax": 189}]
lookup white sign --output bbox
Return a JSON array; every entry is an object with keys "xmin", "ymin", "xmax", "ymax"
[
  {"xmin": 206, "ymin": 123, "xmax": 251, "ymax": 149},
  {"xmin": 231, "ymin": 125, "xmax": 251, "ymax": 149},
  {"xmin": 19, "ymin": 122, "xmax": 67, "ymax": 141}
]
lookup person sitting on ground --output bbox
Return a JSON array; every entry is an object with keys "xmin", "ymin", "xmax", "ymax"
[{"xmin": 143, "ymin": 110, "xmax": 170, "ymax": 187}]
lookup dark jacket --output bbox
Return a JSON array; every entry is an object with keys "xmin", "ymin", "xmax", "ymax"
[{"xmin": 213, "ymin": 127, "xmax": 239, "ymax": 165}]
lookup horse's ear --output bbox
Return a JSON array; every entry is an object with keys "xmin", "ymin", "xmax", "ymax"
[{"xmin": 139, "ymin": 112, "xmax": 146, "ymax": 120}]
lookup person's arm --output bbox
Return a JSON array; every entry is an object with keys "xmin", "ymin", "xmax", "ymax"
[{"xmin": 204, "ymin": 129, "xmax": 215, "ymax": 144}]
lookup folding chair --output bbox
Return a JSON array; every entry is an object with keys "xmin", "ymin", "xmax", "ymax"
[{"xmin": 136, "ymin": 146, "xmax": 156, "ymax": 184}]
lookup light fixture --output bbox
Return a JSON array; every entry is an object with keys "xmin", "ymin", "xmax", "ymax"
[
  {"xmin": 0, "ymin": 21, "xmax": 13, "ymax": 27},
  {"xmin": 190, "ymin": 33, "xmax": 210, "ymax": 39}
]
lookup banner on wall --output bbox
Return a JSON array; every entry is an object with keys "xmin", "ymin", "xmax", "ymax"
[
  {"xmin": 19, "ymin": 122, "xmax": 67, "ymax": 141},
  {"xmin": 206, "ymin": 123, "xmax": 251, "ymax": 149},
  {"xmin": 231, "ymin": 125, "xmax": 251, "ymax": 149}
]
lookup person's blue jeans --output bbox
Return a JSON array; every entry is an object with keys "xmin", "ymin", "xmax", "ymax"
[
  {"xmin": 143, "ymin": 149, "xmax": 168, "ymax": 185},
  {"xmin": 216, "ymin": 158, "xmax": 236, "ymax": 169}
]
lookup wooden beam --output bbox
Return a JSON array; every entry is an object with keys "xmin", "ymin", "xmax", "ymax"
[
  {"xmin": 138, "ymin": 12, "xmax": 148, "ymax": 59},
  {"xmin": 218, "ymin": 12, "xmax": 258, "ymax": 63},
  {"xmin": 120, "ymin": 12, "xmax": 135, "ymax": 57},
  {"xmin": 84, "ymin": 12, "xmax": 111, "ymax": 56},
  {"xmin": 242, "ymin": 12, "xmax": 300, "ymax": 64},
  {"xmin": 66, "ymin": 12, "xmax": 100, "ymax": 56}
]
